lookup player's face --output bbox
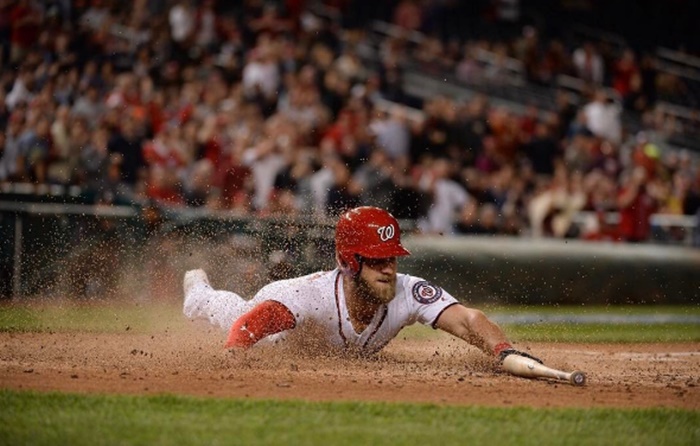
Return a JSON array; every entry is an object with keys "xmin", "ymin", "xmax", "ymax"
[{"xmin": 356, "ymin": 257, "xmax": 397, "ymax": 305}]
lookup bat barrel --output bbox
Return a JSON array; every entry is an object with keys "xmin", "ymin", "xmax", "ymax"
[{"xmin": 569, "ymin": 371, "xmax": 586, "ymax": 386}]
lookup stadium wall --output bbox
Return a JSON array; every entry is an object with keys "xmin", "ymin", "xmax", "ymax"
[
  {"xmin": 1, "ymin": 201, "xmax": 698, "ymax": 304},
  {"xmin": 400, "ymin": 237, "xmax": 700, "ymax": 305}
]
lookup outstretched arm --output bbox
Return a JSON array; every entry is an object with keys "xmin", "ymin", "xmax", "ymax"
[
  {"xmin": 434, "ymin": 304, "xmax": 509, "ymax": 356},
  {"xmin": 434, "ymin": 304, "xmax": 541, "ymax": 363},
  {"xmin": 225, "ymin": 300, "xmax": 296, "ymax": 349}
]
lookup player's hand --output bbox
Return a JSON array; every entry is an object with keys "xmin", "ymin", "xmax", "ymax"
[{"xmin": 498, "ymin": 348, "xmax": 543, "ymax": 365}]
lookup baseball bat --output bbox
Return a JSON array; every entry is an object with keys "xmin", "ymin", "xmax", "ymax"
[{"xmin": 501, "ymin": 354, "xmax": 586, "ymax": 386}]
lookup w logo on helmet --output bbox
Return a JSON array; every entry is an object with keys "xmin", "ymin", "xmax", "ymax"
[
  {"xmin": 336, "ymin": 207, "xmax": 410, "ymax": 274},
  {"xmin": 377, "ymin": 224, "xmax": 395, "ymax": 242}
]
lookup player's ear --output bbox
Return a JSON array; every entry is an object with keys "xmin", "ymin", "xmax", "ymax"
[
  {"xmin": 355, "ymin": 255, "xmax": 364, "ymax": 275},
  {"xmin": 336, "ymin": 253, "xmax": 362, "ymax": 276},
  {"xmin": 336, "ymin": 253, "xmax": 349, "ymax": 271}
]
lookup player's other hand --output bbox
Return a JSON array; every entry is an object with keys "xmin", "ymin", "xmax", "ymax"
[{"xmin": 499, "ymin": 348, "xmax": 543, "ymax": 365}]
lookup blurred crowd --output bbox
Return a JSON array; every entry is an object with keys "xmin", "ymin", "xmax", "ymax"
[{"xmin": 0, "ymin": 0, "xmax": 699, "ymax": 244}]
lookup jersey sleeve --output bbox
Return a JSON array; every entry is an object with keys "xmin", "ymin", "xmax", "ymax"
[
  {"xmin": 225, "ymin": 300, "xmax": 296, "ymax": 348},
  {"xmin": 403, "ymin": 276, "xmax": 459, "ymax": 328},
  {"xmin": 250, "ymin": 277, "xmax": 320, "ymax": 327}
]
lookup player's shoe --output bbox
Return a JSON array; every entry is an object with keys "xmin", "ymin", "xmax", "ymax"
[{"xmin": 183, "ymin": 269, "xmax": 211, "ymax": 318}]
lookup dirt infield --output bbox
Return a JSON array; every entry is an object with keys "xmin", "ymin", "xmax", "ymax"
[{"xmin": 1, "ymin": 320, "xmax": 698, "ymax": 410}]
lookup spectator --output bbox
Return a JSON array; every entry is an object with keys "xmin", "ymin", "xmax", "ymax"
[
  {"xmin": 617, "ymin": 166, "xmax": 662, "ymax": 242},
  {"xmin": 79, "ymin": 127, "xmax": 111, "ymax": 194},
  {"xmin": 528, "ymin": 166, "xmax": 586, "ymax": 238},
  {"xmin": 278, "ymin": 73, "xmax": 329, "ymax": 133},
  {"xmin": 476, "ymin": 203, "xmax": 501, "ymax": 235},
  {"xmin": 393, "ymin": 0, "xmax": 423, "ymax": 31},
  {"xmin": 554, "ymin": 90, "xmax": 578, "ymax": 139},
  {"xmin": 0, "ymin": 131, "xmax": 6, "ymax": 182},
  {"xmin": 514, "ymin": 26, "xmax": 540, "ymax": 83},
  {"xmin": 247, "ymin": 2, "xmax": 294, "ymax": 39},
  {"xmin": 169, "ymin": 1, "xmax": 196, "ymax": 50},
  {"xmin": 455, "ymin": 42, "xmax": 483, "ymax": 85},
  {"xmin": 636, "ymin": 53, "xmax": 658, "ymax": 110},
  {"xmin": 107, "ymin": 118, "xmax": 146, "ymax": 188},
  {"xmin": 6, "ymin": 70, "xmax": 33, "ymax": 110},
  {"xmin": 217, "ymin": 145, "xmax": 252, "ymax": 212},
  {"xmin": 17, "ymin": 115, "xmax": 52, "ymax": 183},
  {"xmin": 326, "ymin": 159, "xmax": 361, "ymax": 217},
  {"xmin": 583, "ymin": 89, "xmax": 622, "ymax": 145},
  {"xmin": 538, "ymin": 39, "xmax": 571, "ymax": 85},
  {"xmin": 454, "ymin": 200, "xmax": 481, "ymax": 235},
  {"xmin": 47, "ymin": 105, "xmax": 72, "ymax": 182},
  {"xmin": 145, "ymin": 164, "xmax": 183, "ymax": 206},
  {"xmin": 273, "ymin": 147, "xmax": 316, "ymax": 213},
  {"xmin": 369, "ymin": 108, "xmax": 410, "ymax": 161},
  {"xmin": 378, "ymin": 60, "xmax": 408, "ymax": 104},
  {"xmin": 524, "ymin": 121, "xmax": 561, "ymax": 176},
  {"xmin": 242, "ymin": 137, "xmax": 286, "ymax": 213},
  {"xmin": 573, "ymin": 41, "xmax": 604, "ymax": 85},
  {"xmin": 143, "ymin": 126, "xmax": 189, "ymax": 171},
  {"xmin": 353, "ymin": 149, "xmax": 396, "ymax": 210},
  {"xmin": 684, "ymin": 171, "xmax": 700, "ymax": 217},
  {"xmin": 418, "ymin": 157, "xmax": 471, "ymax": 235},
  {"xmin": 612, "ymin": 49, "xmax": 640, "ymax": 107},
  {"xmin": 72, "ymin": 85, "xmax": 106, "ymax": 128},
  {"xmin": 455, "ymin": 201, "xmax": 500, "ymax": 235},
  {"xmin": 183, "ymin": 158, "xmax": 215, "ymax": 207},
  {"xmin": 194, "ymin": 0, "xmax": 220, "ymax": 51},
  {"xmin": 389, "ymin": 154, "xmax": 427, "ymax": 220},
  {"xmin": 9, "ymin": 0, "xmax": 42, "ymax": 64},
  {"xmin": 309, "ymin": 148, "xmax": 343, "ymax": 216},
  {"xmin": 242, "ymin": 42, "xmax": 281, "ymax": 105},
  {"xmin": 0, "ymin": 89, "xmax": 8, "ymax": 130},
  {"xmin": 0, "ymin": 114, "xmax": 24, "ymax": 182},
  {"xmin": 334, "ymin": 46, "xmax": 367, "ymax": 83}
]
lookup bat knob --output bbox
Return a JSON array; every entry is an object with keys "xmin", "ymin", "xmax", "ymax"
[{"xmin": 570, "ymin": 371, "xmax": 586, "ymax": 386}]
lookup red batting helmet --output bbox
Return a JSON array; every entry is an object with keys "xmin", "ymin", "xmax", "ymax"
[{"xmin": 335, "ymin": 206, "xmax": 411, "ymax": 275}]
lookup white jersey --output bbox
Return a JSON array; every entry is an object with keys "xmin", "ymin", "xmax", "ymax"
[{"xmin": 251, "ymin": 269, "xmax": 459, "ymax": 354}]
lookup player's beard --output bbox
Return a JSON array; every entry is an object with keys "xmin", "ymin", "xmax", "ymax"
[{"xmin": 354, "ymin": 273, "xmax": 396, "ymax": 305}]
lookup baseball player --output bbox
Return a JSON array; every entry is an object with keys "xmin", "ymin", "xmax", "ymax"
[{"xmin": 183, "ymin": 206, "xmax": 542, "ymax": 369}]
